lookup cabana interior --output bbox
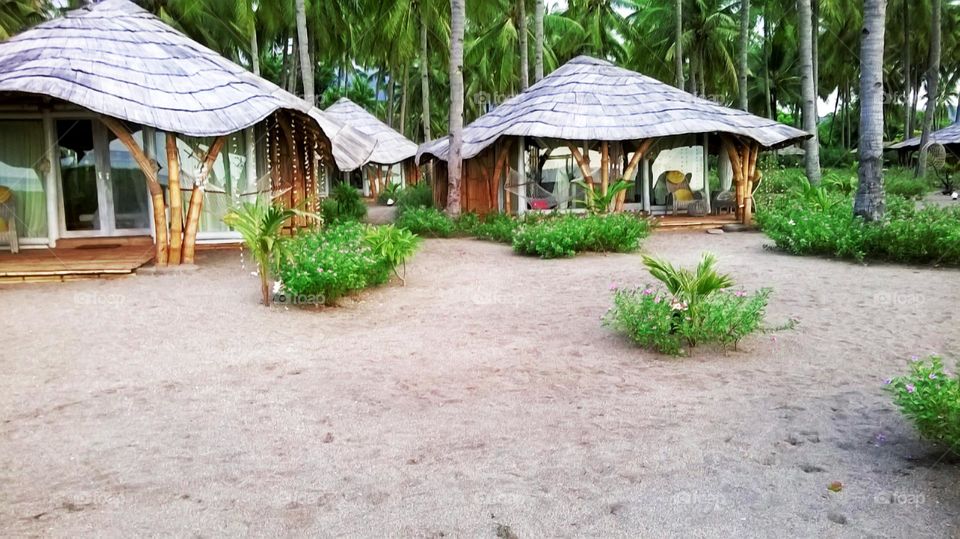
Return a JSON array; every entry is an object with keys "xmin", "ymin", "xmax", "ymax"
[{"xmin": 429, "ymin": 131, "xmax": 767, "ymax": 228}]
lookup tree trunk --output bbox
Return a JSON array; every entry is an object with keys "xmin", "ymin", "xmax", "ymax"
[
  {"xmin": 689, "ymin": 50, "xmax": 699, "ymax": 96},
  {"xmin": 738, "ymin": 0, "xmax": 750, "ymax": 111},
  {"xmin": 249, "ymin": 24, "xmax": 260, "ymax": 76},
  {"xmin": 419, "ymin": 6, "xmax": 432, "ymax": 142},
  {"xmin": 674, "ymin": 0, "xmax": 684, "ymax": 89},
  {"xmin": 518, "ymin": 0, "xmax": 529, "ymax": 90},
  {"xmin": 534, "ymin": 0, "xmax": 544, "ymax": 81},
  {"xmin": 400, "ymin": 62, "xmax": 410, "ymax": 138},
  {"xmin": 763, "ymin": 2, "xmax": 772, "ymax": 119},
  {"xmin": 387, "ymin": 66, "xmax": 396, "ymax": 127},
  {"xmin": 295, "ymin": 0, "xmax": 313, "ymax": 104},
  {"xmin": 903, "ymin": 0, "xmax": 912, "ymax": 138},
  {"xmin": 447, "ymin": 0, "xmax": 465, "ymax": 217},
  {"xmin": 798, "ymin": 0, "xmax": 821, "ymax": 183},
  {"xmin": 811, "ymin": 0, "xmax": 819, "ymax": 119},
  {"xmin": 854, "ymin": 0, "xmax": 887, "ymax": 222},
  {"xmin": 918, "ymin": 0, "xmax": 941, "ymax": 176}
]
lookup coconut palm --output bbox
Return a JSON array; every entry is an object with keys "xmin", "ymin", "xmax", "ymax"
[
  {"xmin": 798, "ymin": 0, "xmax": 821, "ymax": 183},
  {"xmin": 448, "ymin": 0, "xmax": 465, "ymax": 216},
  {"xmin": 855, "ymin": 0, "xmax": 887, "ymax": 222},
  {"xmin": 918, "ymin": 0, "xmax": 941, "ymax": 176}
]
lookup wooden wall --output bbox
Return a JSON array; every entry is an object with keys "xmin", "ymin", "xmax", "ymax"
[{"xmin": 265, "ymin": 110, "xmax": 329, "ymax": 232}]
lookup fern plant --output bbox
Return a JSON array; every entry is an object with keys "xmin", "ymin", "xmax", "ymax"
[
  {"xmin": 223, "ymin": 199, "xmax": 317, "ymax": 306},
  {"xmin": 642, "ymin": 253, "xmax": 734, "ymax": 316}
]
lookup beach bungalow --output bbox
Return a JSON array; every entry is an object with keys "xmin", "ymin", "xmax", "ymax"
[
  {"xmin": 323, "ymin": 97, "xmax": 419, "ymax": 199},
  {"xmin": 417, "ymin": 56, "xmax": 809, "ymax": 228},
  {"xmin": 0, "ymin": 0, "xmax": 372, "ymax": 280}
]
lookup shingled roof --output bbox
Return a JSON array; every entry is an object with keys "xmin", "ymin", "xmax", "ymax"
[
  {"xmin": 0, "ymin": 0, "xmax": 373, "ymax": 170},
  {"xmin": 418, "ymin": 55, "xmax": 810, "ymax": 163},
  {"xmin": 324, "ymin": 98, "xmax": 418, "ymax": 166},
  {"xmin": 890, "ymin": 123, "xmax": 960, "ymax": 150}
]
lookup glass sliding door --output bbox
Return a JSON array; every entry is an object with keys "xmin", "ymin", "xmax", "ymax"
[
  {"xmin": 57, "ymin": 119, "xmax": 102, "ymax": 233},
  {"xmin": 57, "ymin": 118, "xmax": 150, "ymax": 237}
]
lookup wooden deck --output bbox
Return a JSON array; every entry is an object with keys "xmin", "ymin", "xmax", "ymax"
[
  {"xmin": 0, "ymin": 243, "xmax": 155, "ymax": 283},
  {"xmin": 653, "ymin": 213, "xmax": 739, "ymax": 230}
]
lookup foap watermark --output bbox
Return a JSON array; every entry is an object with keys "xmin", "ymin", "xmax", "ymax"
[
  {"xmin": 672, "ymin": 490, "xmax": 727, "ymax": 513},
  {"xmin": 874, "ymin": 490, "xmax": 927, "ymax": 506},
  {"xmin": 272, "ymin": 292, "xmax": 325, "ymax": 306},
  {"xmin": 873, "ymin": 292, "xmax": 925, "ymax": 306},
  {"xmin": 73, "ymin": 291, "xmax": 125, "ymax": 307}
]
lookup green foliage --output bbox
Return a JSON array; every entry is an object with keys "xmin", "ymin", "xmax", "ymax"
[
  {"xmin": 279, "ymin": 222, "xmax": 419, "ymax": 306},
  {"xmin": 886, "ymin": 356, "xmax": 960, "ymax": 453},
  {"xmin": 223, "ymin": 199, "xmax": 313, "ymax": 306},
  {"xmin": 574, "ymin": 180, "xmax": 632, "ymax": 214},
  {"xmin": 363, "ymin": 224, "xmax": 421, "ymax": 283},
  {"xmin": 465, "ymin": 212, "xmax": 521, "ymax": 243},
  {"xmin": 822, "ymin": 171, "xmax": 858, "ymax": 195},
  {"xmin": 376, "ymin": 182, "xmax": 402, "ymax": 205},
  {"xmin": 604, "ymin": 285, "xmax": 771, "ymax": 356},
  {"xmin": 322, "ymin": 182, "xmax": 368, "ymax": 223},
  {"xmin": 394, "ymin": 182, "xmax": 435, "ymax": 212},
  {"xmin": 642, "ymin": 253, "xmax": 734, "ymax": 319},
  {"xmin": 756, "ymin": 189, "xmax": 960, "ymax": 266},
  {"xmin": 885, "ymin": 169, "xmax": 932, "ymax": 200},
  {"xmin": 395, "ymin": 206, "xmax": 456, "ymax": 237},
  {"xmin": 511, "ymin": 213, "xmax": 651, "ymax": 258}
]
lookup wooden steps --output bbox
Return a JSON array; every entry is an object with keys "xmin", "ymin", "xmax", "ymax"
[{"xmin": 0, "ymin": 244, "xmax": 154, "ymax": 283}]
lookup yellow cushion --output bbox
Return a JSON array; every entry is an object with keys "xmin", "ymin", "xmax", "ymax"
[
  {"xmin": 0, "ymin": 217, "xmax": 7, "ymax": 232},
  {"xmin": 0, "ymin": 186, "xmax": 11, "ymax": 204},
  {"xmin": 666, "ymin": 170, "xmax": 686, "ymax": 184},
  {"xmin": 673, "ymin": 188, "xmax": 695, "ymax": 202}
]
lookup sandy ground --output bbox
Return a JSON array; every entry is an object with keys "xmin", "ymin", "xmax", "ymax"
[{"xmin": 1, "ymin": 232, "xmax": 959, "ymax": 538}]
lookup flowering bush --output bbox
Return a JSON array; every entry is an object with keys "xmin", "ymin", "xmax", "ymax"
[
  {"xmin": 511, "ymin": 213, "xmax": 652, "ymax": 258},
  {"xmin": 756, "ymin": 190, "xmax": 960, "ymax": 266},
  {"xmin": 278, "ymin": 222, "xmax": 418, "ymax": 305},
  {"xmin": 886, "ymin": 356, "xmax": 960, "ymax": 452},
  {"xmin": 603, "ymin": 253, "xmax": 770, "ymax": 355}
]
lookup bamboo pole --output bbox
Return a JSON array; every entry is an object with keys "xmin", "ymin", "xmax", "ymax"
[
  {"xmin": 565, "ymin": 142, "xmax": 595, "ymax": 187},
  {"xmin": 600, "ymin": 141, "xmax": 610, "ymax": 197},
  {"xmin": 100, "ymin": 117, "xmax": 168, "ymax": 265},
  {"xmin": 615, "ymin": 139, "xmax": 655, "ymax": 212},
  {"xmin": 182, "ymin": 136, "xmax": 225, "ymax": 264},
  {"xmin": 166, "ymin": 133, "xmax": 183, "ymax": 264}
]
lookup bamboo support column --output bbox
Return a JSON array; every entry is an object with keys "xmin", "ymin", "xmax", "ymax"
[
  {"xmin": 182, "ymin": 136, "xmax": 225, "ymax": 264},
  {"xmin": 614, "ymin": 139, "xmax": 654, "ymax": 212},
  {"xmin": 100, "ymin": 117, "xmax": 168, "ymax": 265},
  {"xmin": 566, "ymin": 142, "xmax": 595, "ymax": 189},
  {"xmin": 166, "ymin": 133, "xmax": 183, "ymax": 264},
  {"xmin": 600, "ymin": 141, "xmax": 610, "ymax": 197}
]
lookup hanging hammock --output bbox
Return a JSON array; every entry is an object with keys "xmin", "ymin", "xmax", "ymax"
[{"xmin": 502, "ymin": 179, "xmax": 578, "ymax": 210}]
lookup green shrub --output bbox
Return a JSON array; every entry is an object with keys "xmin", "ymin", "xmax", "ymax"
[
  {"xmin": 511, "ymin": 213, "xmax": 652, "ymax": 258},
  {"xmin": 885, "ymin": 170, "xmax": 931, "ymax": 200},
  {"xmin": 394, "ymin": 182, "xmax": 434, "ymax": 212},
  {"xmin": 886, "ymin": 356, "xmax": 960, "ymax": 453},
  {"xmin": 757, "ymin": 189, "xmax": 960, "ymax": 265},
  {"xmin": 278, "ymin": 222, "xmax": 419, "ymax": 305},
  {"xmin": 322, "ymin": 182, "xmax": 367, "ymax": 223},
  {"xmin": 461, "ymin": 212, "xmax": 522, "ymax": 243},
  {"xmin": 395, "ymin": 206, "xmax": 456, "ymax": 237},
  {"xmin": 376, "ymin": 182, "xmax": 402, "ymax": 205},
  {"xmin": 603, "ymin": 253, "xmax": 771, "ymax": 355}
]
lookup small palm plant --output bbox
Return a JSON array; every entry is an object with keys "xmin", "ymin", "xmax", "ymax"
[
  {"xmin": 363, "ymin": 224, "xmax": 421, "ymax": 285},
  {"xmin": 223, "ymin": 200, "xmax": 316, "ymax": 306},
  {"xmin": 642, "ymin": 252, "xmax": 734, "ymax": 317},
  {"xmin": 573, "ymin": 179, "xmax": 632, "ymax": 214}
]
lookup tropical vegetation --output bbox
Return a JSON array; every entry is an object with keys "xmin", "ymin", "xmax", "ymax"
[{"xmin": 886, "ymin": 356, "xmax": 960, "ymax": 454}]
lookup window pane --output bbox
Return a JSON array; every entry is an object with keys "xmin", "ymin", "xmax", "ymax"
[
  {"xmin": 106, "ymin": 128, "xmax": 150, "ymax": 230},
  {"xmin": 0, "ymin": 120, "xmax": 48, "ymax": 239}
]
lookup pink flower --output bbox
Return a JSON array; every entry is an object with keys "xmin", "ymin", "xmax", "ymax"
[
  {"xmin": 906, "ymin": 384, "xmax": 916, "ymax": 394},
  {"xmin": 609, "ymin": 282, "xmax": 618, "ymax": 291},
  {"xmin": 642, "ymin": 288, "xmax": 654, "ymax": 295},
  {"xmin": 734, "ymin": 290, "xmax": 747, "ymax": 298},
  {"xmin": 929, "ymin": 373, "xmax": 938, "ymax": 380}
]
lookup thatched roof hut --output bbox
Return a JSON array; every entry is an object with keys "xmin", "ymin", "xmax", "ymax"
[
  {"xmin": 0, "ymin": 0, "xmax": 373, "ymax": 268},
  {"xmin": 418, "ymin": 56, "xmax": 809, "ymax": 224},
  {"xmin": 325, "ymin": 98, "xmax": 418, "ymax": 165},
  {"xmin": 0, "ymin": 0, "xmax": 372, "ymax": 170},
  {"xmin": 890, "ymin": 123, "xmax": 960, "ymax": 151}
]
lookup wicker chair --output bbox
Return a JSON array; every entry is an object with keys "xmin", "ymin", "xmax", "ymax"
[
  {"xmin": 665, "ymin": 170, "xmax": 697, "ymax": 215},
  {"xmin": 0, "ymin": 186, "xmax": 18, "ymax": 253}
]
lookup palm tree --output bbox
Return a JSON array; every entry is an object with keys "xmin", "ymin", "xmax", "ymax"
[
  {"xmin": 0, "ymin": 0, "xmax": 47, "ymax": 39},
  {"xmin": 918, "ymin": 0, "xmax": 941, "ymax": 176},
  {"xmin": 675, "ymin": 0, "xmax": 684, "ymax": 88},
  {"xmin": 448, "ymin": 0, "xmax": 465, "ymax": 217},
  {"xmin": 798, "ymin": 0, "xmax": 821, "ymax": 183},
  {"xmin": 738, "ymin": 0, "xmax": 750, "ymax": 110},
  {"xmin": 855, "ymin": 0, "xmax": 887, "ymax": 222},
  {"xmin": 295, "ymin": 0, "xmax": 314, "ymax": 103},
  {"xmin": 535, "ymin": 0, "xmax": 544, "ymax": 81},
  {"xmin": 518, "ymin": 0, "xmax": 529, "ymax": 89}
]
